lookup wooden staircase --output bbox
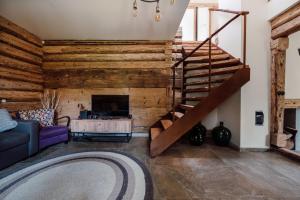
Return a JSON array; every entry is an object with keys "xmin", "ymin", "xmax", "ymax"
[{"xmin": 149, "ymin": 9, "xmax": 250, "ymax": 157}]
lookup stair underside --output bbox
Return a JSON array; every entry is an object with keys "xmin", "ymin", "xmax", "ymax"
[{"xmin": 150, "ymin": 68, "xmax": 250, "ymax": 157}]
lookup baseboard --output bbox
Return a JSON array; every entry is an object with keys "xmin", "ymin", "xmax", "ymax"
[
  {"xmin": 239, "ymin": 147, "xmax": 269, "ymax": 152},
  {"xmin": 229, "ymin": 142, "xmax": 269, "ymax": 152},
  {"xmin": 229, "ymin": 142, "xmax": 240, "ymax": 151},
  {"xmin": 132, "ymin": 132, "xmax": 149, "ymax": 137}
]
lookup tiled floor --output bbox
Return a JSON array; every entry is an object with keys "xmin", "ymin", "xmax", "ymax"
[{"xmin": 1, "ymin": 138, "xmax": 300, "ymax": 200}]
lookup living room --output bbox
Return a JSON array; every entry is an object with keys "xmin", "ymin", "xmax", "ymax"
[{"xmin": 1, "ymin": 0, "xmax": 300, "ymax": 199}]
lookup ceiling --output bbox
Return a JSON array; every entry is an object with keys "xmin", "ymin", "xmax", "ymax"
[{"xmin": 0, "ymin": 0, "xmax": 189, "ymax": 40}]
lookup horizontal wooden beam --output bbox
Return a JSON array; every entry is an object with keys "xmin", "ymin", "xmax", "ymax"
[
  {"xmin": 0, "ymin": 55, "xmax": 42, "ymax": 74},
  {"xmin": 43, "ymin": 44, "xmax": 166, "ymax": 54},
  {"xmin": 0, "ymin": 78, "xmax": 43, "ymax": 91},
  {"xmin": 0, "ymin": 42, "xmax": 42, "ymax": 65},
  {"xmin": 272, "ymin": 16, "xmax": 300, "ymax": 39},
  {"xmin": 44, "ymin": 40, "xmax": 169, "ymax": 46},
  {"xmin": 43, "ymin": 61, "xmax": 171, "ymax": 70},
  {"xmin": 0, "ymin": 31, "xmax": 43, "ymax": 56},
  {"xmin": 284, "ymin": 99, "xmax": 300, "ymax": 108},
  {"xmin": 0, "ymin": 102, "xmax": 41, "ymax": 112},
  {"xmin": 271, "ymin": 2, "xmax": 300, "ymax": 30},
  {"xmin": 43, "ymin": 53, "xmax": 167, "ymax": 62},
  {"xmin": 0, "ymin": 90, "xmax": 42, "ymax": 102},
  {"xmin": 0, "ymin": 15, "xmax": 42, "ymax": 47},
  {"xmin": 44, "ymin": 68, "xmax": 170, "ymax": 88},
  {"xmin": 0, "ymin": 66, "xmax": 44, "ymax": 84}
]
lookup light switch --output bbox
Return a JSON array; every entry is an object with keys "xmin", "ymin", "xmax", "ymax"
[{"xmin": 255, "ymin": 111, "xmax": 264, "ymax": 126}]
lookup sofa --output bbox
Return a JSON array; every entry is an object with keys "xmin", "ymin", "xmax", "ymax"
[{"xmin": 0, "ymin": 120, "xmax": 39, "ymax": 170}]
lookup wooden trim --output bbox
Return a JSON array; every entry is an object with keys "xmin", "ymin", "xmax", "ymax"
[
  {"xmin": 285, "ymin": 99, "xmax": 300, "ymax": 108},
  {"xmin": 271, "ymin": 2, "xmax": 300, "ymax": 30},
  {"xmin": 271, "ymin": 16, "xmax": 300, "ymax": 39},
  {"xmin": 270, "ymin": 3, "xmax": 300, "ymax": 149}
]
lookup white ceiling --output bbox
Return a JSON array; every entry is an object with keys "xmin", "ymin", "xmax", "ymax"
[{"xmin": 0, "ymin": 0, "xmax": 189, "ymax": 40}]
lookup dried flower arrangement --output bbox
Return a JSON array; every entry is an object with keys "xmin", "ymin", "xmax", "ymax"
[{"xmin": 40, "ymin": 89, "xmax": 61, "ymax": 110}]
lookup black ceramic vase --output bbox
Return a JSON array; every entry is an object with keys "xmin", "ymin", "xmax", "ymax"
[
  {"xmin": 212, "ymin": 122, "xmax": 231, "ymax": 146},
  {"xmin": 188, "ymin": 123, "xmax": 207, "ymax": 146}
]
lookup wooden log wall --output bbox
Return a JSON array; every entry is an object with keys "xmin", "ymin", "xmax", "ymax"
[
  {"xmin": 43, "ymin": 40, "xmax": 173, "ymax": 132},
  {"xmin": 0, "ymin": 16, "xmax": 43, "ymax": 112}
]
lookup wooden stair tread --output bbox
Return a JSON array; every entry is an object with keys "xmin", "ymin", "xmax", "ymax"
[
  {"xmin": 184, "ymin": 46, "xmax": 219, "ymax": 50},
  {"xmin": 178, "ymin": 104, "xmax": 194, "ymax": 111},
  {"xmin": 185, "ymin": 78, "xmax": 228, "ymax": 86},
  {"xmin": 185, "ymin": 54, "xmax": 230, "ymax": 63},
  {"xmin": 184, "ymin": 87, "xmax": 211, "ymax": 93},
  {"xmin": 183, "ymin": 97, "xmax": 206, "ymax": 101},
  {"xmin": 184, "ymin": 59, "xmax": 241, "ymax": 71},
  {"xmin": 185, "ymin": 50, "xmax": 224, "ymax": 57},
  {"xmin": 151, "ymin": 128, "xmax": 162, "ymax": 140},
  {"xmin": 161, "ymin": 120, "xmax": 173, "ymax": 130},
  {"xmin": 171, "ymin": 112, "xmax": 185, "ymax": 119},
  {"xmin": 185, "ymin": 65, "xmax": 244, "ymax": 79}
]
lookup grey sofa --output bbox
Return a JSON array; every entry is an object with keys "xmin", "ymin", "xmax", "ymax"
[{"xmin": 0, "ymin": 120, "xmax": 39, "ymax": 170}]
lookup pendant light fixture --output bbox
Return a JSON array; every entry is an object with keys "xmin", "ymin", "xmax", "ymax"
[{"xmin": 132, "ymin": 0, "xmax": 175, "ymax": 22}]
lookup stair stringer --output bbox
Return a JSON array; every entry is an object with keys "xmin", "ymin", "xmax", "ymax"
[{"xmin": 150, "ymin": 67, "xmax": 250, "ymax": 157}]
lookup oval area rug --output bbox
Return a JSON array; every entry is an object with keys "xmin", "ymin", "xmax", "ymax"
[{"xmin": 0, "ymin": 152, "xmax": 153, "ymax": 200}]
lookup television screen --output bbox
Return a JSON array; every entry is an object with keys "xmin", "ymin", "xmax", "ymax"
[{"xmin": 91, "ymin": 95, "xmax": 129, "ymax": 117}]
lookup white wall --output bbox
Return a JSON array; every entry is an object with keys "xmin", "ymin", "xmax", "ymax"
[
  {"xmin": 180, "ymin": 9, "xmax": 196, "ymax": 41},
  {"xmin": 218, "ymin": 91, "xmax": 241, "ymax": 147},
  {"xmin": 217, "ymin": 0, "xmax": 242, "ymax": 58},
  {"xmin": 240, "ymin": 0, "xmax": 270, "ymax": 149},
  {"xmin": 285, "ymin": 31, "xmax": 300, "ymax": 99},
  {"xmin": 202, "ymin": 109, "xmax": 218, "ymax": 130}
]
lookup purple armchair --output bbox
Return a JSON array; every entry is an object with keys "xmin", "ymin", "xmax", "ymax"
[{"xmin": 39, "ymin": 116, "xmax": 70, "ymax": 150}]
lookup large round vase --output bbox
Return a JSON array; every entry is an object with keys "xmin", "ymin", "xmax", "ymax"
[
  {"xmin": 188, "ymin": 123, "xmax": 207, "ymax": 146},
  {"xmin": 212, "ymin": 122, "xmax": 232, "ymax": 146}
]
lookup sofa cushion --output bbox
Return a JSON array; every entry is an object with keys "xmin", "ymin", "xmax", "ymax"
[
  {"xmin": 40, "ymin": 126, "xmax": 68, "ymax": 140},
  {"xmin": 18, "ymin": 109, "xmax": 54, "ymax": 127},
  {"xmin": 0, "ymin": 131, "xmax": 29, "ymax": 152},
  {"xmin": 0, "ymin": 109, "xmax": 18, "ymax": 133}
]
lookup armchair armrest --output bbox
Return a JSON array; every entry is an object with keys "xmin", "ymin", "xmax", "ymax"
[
  {"xmin": 54, "ymin": 116, "xmax": 71, "ymax": 127},
  {"xmin": 14, "ymin": 120, "xmax": 40, "ymax": 156}
]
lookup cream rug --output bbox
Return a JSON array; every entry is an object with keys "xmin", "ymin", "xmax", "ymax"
[{"xmin": 0, "ymin": 152, "xmax": 152, "ymax": 200}]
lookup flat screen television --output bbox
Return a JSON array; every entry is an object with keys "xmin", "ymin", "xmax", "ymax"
[{"xmin": 92, "ymin": 95, "xmax": 129, "ymax": 117}]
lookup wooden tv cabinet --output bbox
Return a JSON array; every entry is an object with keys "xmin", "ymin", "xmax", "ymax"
[{"xmin": 70, "ymin": 118, "xmax": 132, "ymax": 142}]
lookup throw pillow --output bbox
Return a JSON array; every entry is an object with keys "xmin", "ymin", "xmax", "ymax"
[
  {"xmin": 0, "ymin": 109, "xmax": 18, "ymax": 132},
  {"xmin": 18, "ymin": 109, "xmax": 54, "ymax": 127}
]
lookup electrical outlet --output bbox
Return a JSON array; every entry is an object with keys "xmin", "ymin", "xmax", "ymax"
[{"xmin": 1, "ymin": 99, "xmax": 7, "ymax": 103}]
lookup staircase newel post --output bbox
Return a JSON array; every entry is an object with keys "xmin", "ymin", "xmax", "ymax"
[
  {"xmin": 243, "ymin": 14, "xmax": 247, "ymax": 68},
  {"xmin": 208, "ymin": 38, "xmax": 212, "ymax": 92},
  {"xmin": 172, "ymin": 65, "xmax": 176, "ymax": 122}
]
